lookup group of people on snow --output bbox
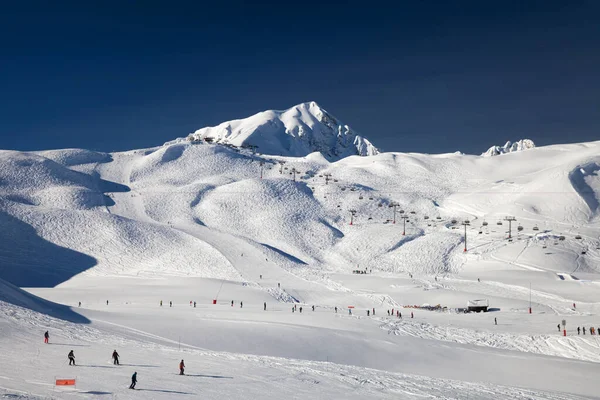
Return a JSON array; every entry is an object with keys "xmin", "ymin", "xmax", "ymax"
[{"xmin": 44, "ymin": 331, "xmax": 188, "ymax": 390}]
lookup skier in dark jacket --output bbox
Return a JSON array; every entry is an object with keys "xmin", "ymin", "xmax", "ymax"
[
  {"xmin": 264, "ymin": 302, "xmax": 266, "ymax": 311},
  {"xmin": 179, "ymin": 360, "xmax": 185, "ymax": 375},
  {"xmin": 129, "ymin": 372, "xmax": 137, "ymax": 389},
  {"xmin": 44, "ymin": 331, "xmax": 49, "ymax": 344},
  {"xmin": 557, "ymin": 324, "xmax": 560, "ymax": 332},
  {"xmin": 577, "ymin": 326, "xmax": 581, "ymax": 335},
  {"xmin": 112, "ymin": 350, "xmax": 120, "ymax": 365},
  {"xmin": 68, "ymin": 350, "xmax": 75, "ymax": 365}
]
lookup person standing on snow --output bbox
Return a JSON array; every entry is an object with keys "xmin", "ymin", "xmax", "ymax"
[
  {"xmin": 129, "ymin": 372, "xmax": 137, "ymax": 389},
  {"xmin": 577, "ymin": 326, "xmax": 581, "ymax": 335},
  {"xmin": 335, "ymin": 306, "xmax": 337, "ymax": 313},
  {"xmin": 494, "ymin": 317, "xmax": 497, "ymax": 325},
  {"xmin": 68, "ymin": 350, "xmax": 75, "ymax": 366},
  {"xmin": 160, "ymin": 300, "xmax": 163, "ymax": 307},
  {"xmin": 112, "ymin": 350, "xmax": 120, "ymax": 365},
  {"xmin": 557, "ymin": 324, "xmax": 560, "ymax": 332},
  {"xmin": 170, "ymin": 301, "xmax": 172, "ymax": 307},
  {"xmin": 411, "ymin": 312, "xmax": 414, "ymax": 318},
  {"xmin": 299, "ymin": 307, "xmax": 302, "ymax": 313},
  {"xmin": 264, "ymin": 302, "xmax": 266, "ymax": 311},
  {"xmin": 399, "ymin": 312, "xmax": 402, "ymax": 319},
  {"xmin": 312, "ymin": 305, "xmax": 315, "ymax": 312},
  {"xmin": 179, "ymin": 359, "xmax": 185, "ymax": 375},
  {"xmin": 194, "ymin": 301, "xmax": 196, "ymax": 308},
  {"xmin": 372, "ymin": 308, "xmax": 375, "ymax": 315},
  {"xmin": 583, "ymin": 327, "xmax": 586, "ymax": 335},
  {"xmin": 44, "ymin": 331, "xmax": 49, "ymax": 344},
  {"xmin": 240, "ymin": 301, "xmax": 243, "ymax": 308}
]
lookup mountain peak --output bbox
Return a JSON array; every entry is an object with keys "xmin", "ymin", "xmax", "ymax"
[
  {"xmin": 184, "ymin": 102, "xmax": 379, "ymax": 160},
  {"xmin": 482, "ymin": 139, "xmax": 535, "ymax": 157}
]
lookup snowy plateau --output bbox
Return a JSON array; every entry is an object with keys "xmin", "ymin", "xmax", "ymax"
[{"xmin": 1, "ymin": 104, "xmax": 600, "ymax": 399}]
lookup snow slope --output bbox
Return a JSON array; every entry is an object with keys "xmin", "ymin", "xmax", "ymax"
[{"xmin": 0, "ymin": 136, "xmax": 600, "ymax": 398}]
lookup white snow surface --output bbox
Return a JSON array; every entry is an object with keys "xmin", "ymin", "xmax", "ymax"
[
  {"xmin": 180, "ymin": 102, "xmax": 379, "ymax": 160},
  {"xmin": 0, "ymin": 138, "xmax": 600, "ymax": 398}
]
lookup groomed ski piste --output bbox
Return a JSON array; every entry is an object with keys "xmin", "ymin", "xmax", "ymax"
[{"xmin": 1, "ymin": 103, "xmax": 600, "ymax": 399}]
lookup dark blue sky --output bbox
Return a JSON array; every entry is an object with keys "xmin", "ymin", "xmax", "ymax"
[{"xmin": 1, "ymin": 1, "xmax": 598, "ymax": 154}]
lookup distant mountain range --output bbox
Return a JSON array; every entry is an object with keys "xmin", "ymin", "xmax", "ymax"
[
  {"xmin": 482, "ymin": 139, "xmax": 536, "ymax": 157},
  {"xmin": 178, "ymin": 102, "xmax": 379, "ymax": 160}
]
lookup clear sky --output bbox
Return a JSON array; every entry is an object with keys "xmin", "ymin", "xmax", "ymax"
[{"xmin": 1, "ymin": 1, "xmax": 598, "ymax": 154}]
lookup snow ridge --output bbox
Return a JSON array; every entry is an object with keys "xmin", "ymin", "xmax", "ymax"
[
  {"xmin": 184, "ymin": 101, "xmax": 379, "ymax": 160},
  {"xmin": 482, "ymin": 139, "xmax": 535, "ymax": 156}
]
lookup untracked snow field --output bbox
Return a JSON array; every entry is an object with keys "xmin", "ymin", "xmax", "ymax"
[{"xmin": 1, "ymin": 140, "xmax": 600, "ymax": 399}]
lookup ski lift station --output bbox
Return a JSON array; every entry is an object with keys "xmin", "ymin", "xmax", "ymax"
[{"xmin": 467, "ymin": 299, "xmax": 489, "ymax": 313}]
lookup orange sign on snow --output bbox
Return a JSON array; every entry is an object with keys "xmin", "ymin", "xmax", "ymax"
[{"xmin": 55, "ymin": 379, "xmax": 76, "ymax": 386}]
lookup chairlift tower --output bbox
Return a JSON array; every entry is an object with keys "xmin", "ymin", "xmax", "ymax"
[
  {"xmin": 349, "ymin": 209, "xmax": 357, "ymax": 226},
  {"xmin": 279, "ymin": 161, "xmax": 286, "ymax": 174},
  {"xmin": 400, "ymin": 215, "xmax": 409, "ymax": 235},
  {"xmin": 290, "ymin": 167, "xmax": 298, "ymax": 182},
  {"xmin": 259, "ymin": 161, "xmax": 265, "ymax": 179},
  {"xmin": 389, "ymin": 202, "xmax": 400, "ymax": 224},
  {"xmin": 462, "ymin": 220, "xmax": 470, "ymax": 252},
  {"xmin": 504, "ymin": 216, "xmax": 517, "ymax": 239}
]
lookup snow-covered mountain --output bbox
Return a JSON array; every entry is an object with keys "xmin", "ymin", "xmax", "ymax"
[
  {"xmin": 1, "ymin": 122, "xmax": 600, "ymax": 399},
  {"xmin": 183, "ymin": 101, "xmax": 379, "ymax": 160},
  {"xmin": 482, "ymin": 139, "xmax": 535, "ymax": 156}
]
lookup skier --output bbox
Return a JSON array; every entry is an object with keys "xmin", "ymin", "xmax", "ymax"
[
  {"xmin": 577, "ymin": 326, "xmax": 581, "ymax": 335},
  {"xmin": 372, "ymin": 308, "xmax": 375, "ymax": 315},
  {"xmin": 411, "ymin": 312, "xmax": 414, "ymax": 319},
  {"xmin": 160, "ymin": 300, "xmax": 163, "ymax": 307},
  {"xmin": 292, "ymin": 306, "xmax": 295, "ymax": 313},
  {"xmin": 477, "ymin": 278, "xmax": 480, "ymax": 283},
  {"xmin": 299, "ymin": 307, "xmax": 302, "ymax": 313},
  {"xmin": 494, "ymin": 317, "xmax": 497, "ymax": 325},
  {"xmin": 78, "ymin": 301, "xmax": 81, "ymax": 307},
  {"xmin": 348, "ymin": 308, "xmax": 352, "ymax": 315},
  {"xmin": 170, "ymin": 301, "xmax": 172, "ymax": 307},
  {"xmin": 106, "ymin": 300, "xmax": 109, "ymax": 305},
  {"xmin": 387, "ymin": 310, "xmax": 390, "ymax": 316},
  {"xmin": 194, "ymin": 301, "xmax": 196, "ymax": 308},
  {"xmin": 583, "ymin": 327, "xmax": 586, "ymax": 335},
  {"xmin": 396, "ymin": 310, "xmax": 399, "ymax": 318},
  {"xmin": 557, "ymin": 324, "xmax": 560, "ymax": 332},
  {"xmin": 112, "ymin": 350, "xmax": 120, "ymax": 365},
  {"xmin": 240, "ymin": 301, "xmax": 243, "ymax": 308},
  {"xmin": 260, "ymin": 274, "xmax": 262, "ymax": 279},
  {"xmin": 68, "ymin": 350, "xmax": 75, "ymax": 366},
  {"xmin": 399, "ymin": 312, "xmax": 402, "ymax": 319},
  {"xmin": 179, "ymin": 359, "xmax": 185, "ymax": 375},
  {"xmin": 129, "ymin": 372, "xmax": 137, "ymax": 389},
  {"xmin": 231, "ymin": 300, "xmax": 234, "ymax": 307},
  {"xmin": 264, "ymin": 302, "xmax": 266, "ymax": 311},
  {"xmin": 312, "ymin": 305, "xmax": 315, "ymax": 312},
  {"xmin": 367, "ymin": 310, "xmax": 370, "ymax": 316},
  {"xmin": 334, "ymin": 306, "xmax": 337, "ymax": 313},
  {"xmin": 278, "ymin": 283, "xmax": 280, "ymax": 288},
  {"xmin": 44, "ymin": 330, "xmax": 49, "ymax": 344}
]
